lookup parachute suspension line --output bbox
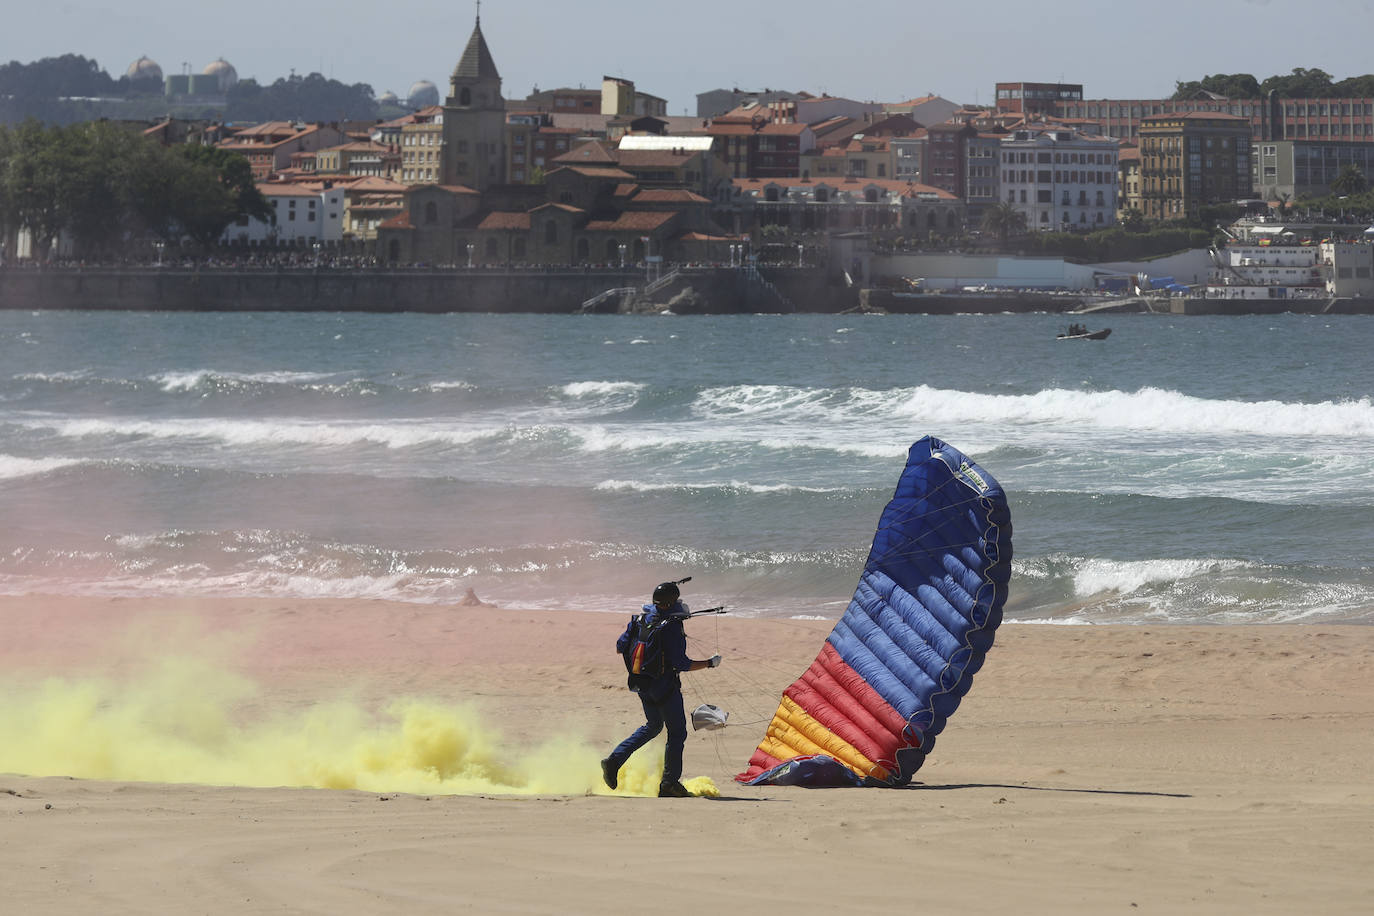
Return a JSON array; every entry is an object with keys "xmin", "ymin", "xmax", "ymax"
[{"xmin": 682, "ymin": 629, "xmax": 800, "ymax": 729}]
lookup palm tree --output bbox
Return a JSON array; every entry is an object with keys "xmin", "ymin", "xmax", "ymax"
[
  {"xmin": 982, "ymin": 201, "xmax": 1028, "ymax": 250},
  {"xmin": 1330, "ymin": 164, "xmax": 1368, "ymax": 197}
]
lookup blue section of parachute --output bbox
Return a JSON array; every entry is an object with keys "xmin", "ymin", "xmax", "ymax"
[
  {"xmin": 831, "ymin": 436, "xmax": 1011, "ymax": 782},
  {"xmin": 742, "ymin": 755, "xmax": 864, "ymax": 788}
]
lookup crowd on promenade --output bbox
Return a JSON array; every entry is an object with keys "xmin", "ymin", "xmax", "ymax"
[{"xmin": 1, "ymin": 254, "xmax": 820, "ymax": 272}]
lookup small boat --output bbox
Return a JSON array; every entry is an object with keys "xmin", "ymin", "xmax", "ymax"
[{"xmin": 1057, "ymin": 325, "xmax": 1111, "ymax": 340}]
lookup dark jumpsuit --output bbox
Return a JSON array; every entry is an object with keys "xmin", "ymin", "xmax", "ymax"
[{"xmin": 607, "ymin": 603, "xmax": 693, "ymax": 786}]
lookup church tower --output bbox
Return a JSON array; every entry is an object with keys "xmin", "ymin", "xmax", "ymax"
[{"xmin": 441, "ymin": 9, "xmax": 506, "ymax": 191}]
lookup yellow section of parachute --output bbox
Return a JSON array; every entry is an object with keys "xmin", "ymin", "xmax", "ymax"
[{"xmin": 754, "ymin": 695, "xmax": 891, "ymax": 784}]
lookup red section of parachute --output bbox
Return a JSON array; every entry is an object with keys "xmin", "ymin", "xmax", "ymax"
[
  {"xmin": 735, "ymin": 643, "xmax": 912, "ymax": 783},
  {"xmin": 789, "ymin": 643, "xmax": 910, "ymax": 764}
]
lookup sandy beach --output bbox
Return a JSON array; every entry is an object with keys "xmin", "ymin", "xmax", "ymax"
[{"xmin": 2, "ymin": 594, "xmax": 1372, "ymax": 914}]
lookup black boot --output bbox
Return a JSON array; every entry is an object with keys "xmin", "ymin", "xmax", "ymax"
[
  {"xmin": 600, "ymin": 757, "xmax": 619, "ymax": 790},
  {"xmin": 657, "ymin": 780, "xmax": 691, "ymax": 798}
]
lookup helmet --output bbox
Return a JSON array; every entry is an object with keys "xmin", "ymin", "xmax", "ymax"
[{"xmin": 651, "ymin": 581, "xmax": 680, "ymax": 606}]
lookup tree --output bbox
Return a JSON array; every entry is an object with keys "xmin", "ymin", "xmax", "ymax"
[
  {"xmin": 1172, "ymin": 73, "xmax": 1260, "ymax": 100},
  {"xmin": 0, "ymin": 119, "xmax": 274, "ymax": 258},
  {"xmin": 1333, "ymin": 75, "xmax": 1374, "ymax": 97},
  {"xmin": 225, "ymin": 72, "xmax": 377, "ymax": 122},
  {"xmin": 1119, "ymin": 208, "xmax": 1147, "ymax": 233},
  {"xmin": 0, "ymin": 54, "xmax": 118, "ymax": 101},
  {"xmin": 0, "ymin": 125, "xmax": 12, "ymax": 260},
  {"xmin": 1260, "ymin": 68, "xmax": 1335, "ymax": 98},
  {"xmin": 60, "ymin": 121, "xmax": 148, "ymax": 257},
  {"xmin": 171, "ymin": 146, "xmax": 272, "ymax": 249},
  {"xmin": 981, "ymin": 201, "xmax": 1027, "ymax": 249},
  {"xmin": 1330, "ymin": 164, "xmax": 1368, "ymax": 197},
  {"xmin": 3, "ymin": 120, "xmax": 69, "ymax": 260}
]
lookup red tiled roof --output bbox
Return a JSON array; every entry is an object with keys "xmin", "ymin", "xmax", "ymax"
[
  {"xmin": 706, "ymin": 122, "xmax": 762, "ymax": 136},
  {"xmin": 1141, "ymin": 110, "xmax": 1249, "ymax": 122},
  {"xmin": 380, "ymin": 212, "xmax": 413, "ymax": 229},
  {"xmin": 718, "ymin": 104, "xmax": 777, "ymax": 122},
  {"xmin": 552, "ymin": 140, "xmax": 617, "ymax": 164},
  {"xmin": 890, "ymin": 94, "xmax": 940, "ymax": 107},
  {"xmin": 254, "ymin": 183, "xmax": 320, "ymax": 197},
  {"xmin": 477, "ymin": 211, "xmax": 532, "ymax": 230},
  {"xmin": 632, "ymin": 189, "xmax": 710, "ymax": 203},
  {"xmin": 583, "ymin": 211, "xmax": 677, "ymax": 231},
  {"xmin": 550, "ymin": 165, "xmax": 635, "ymax": 180},
  {"xmin": 345, "ymin": 176, "xmax": 406, "ymax": 191},
  {"xmin": 530, "ymin": 202, "xmax": 586, "ymax": 215},
  {"xmin": 321, "ymin": 141, "xmax": 391, "ymax": 153},
  {"xmin": 615, "ymin": 149, "xmax": 701, "ymax": 168}
]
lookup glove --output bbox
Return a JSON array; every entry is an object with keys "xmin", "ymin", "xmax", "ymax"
[{"xmin": 708, "ymin": 654, "xmax": 722, "ymax": 668}]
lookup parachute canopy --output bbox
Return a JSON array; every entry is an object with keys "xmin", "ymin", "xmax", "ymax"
[{"xmin": 737, "ymin": 436, "xmax": 1012, "ymax": 787}]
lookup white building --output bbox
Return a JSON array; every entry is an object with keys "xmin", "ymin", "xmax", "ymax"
[
  {"xmin": 999, "ymin": 127, "xmax": 1119, "ymax": 231},
  {"xmin": 1322, "ymin": 239, "xmax": 1374, "ymax": 297},
  {"xmin": 223, "ymin": 183, "xmax": 345, "ymax": 247},
  {"xmin": 1205, "ymin": 242, "xmax": 1325, "ymax": 301}
]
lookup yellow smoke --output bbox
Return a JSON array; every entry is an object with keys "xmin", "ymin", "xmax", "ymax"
[{"xmin": 0, "ymin": 657, "xmax": 718, "ymax": 798}]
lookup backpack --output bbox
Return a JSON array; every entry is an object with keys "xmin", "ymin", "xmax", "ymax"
[{"xmin": 620, "ymin": 611, "xmax": 675, "ymax": 691}]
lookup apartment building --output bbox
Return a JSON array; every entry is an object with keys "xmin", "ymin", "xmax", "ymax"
[
  {"xmin": 398, "ymin": 107, "xmax": 445, "ymax": 185},
  {"xmin": 1048, "ymin": 94, "xmax": 1374, "ymax": 143},
  {"xmin": 996, "ymin": 82, "xmax": 1085, "ymax": 117},
  {"xmin": 314, "ymin": 142, "xmax": 397, "ymax": 179},
  {"xmin": 504, "ymin": 112, "xmax": 579, "ymax": 183},
  {"xmin": 802, "ymin": 135, "xmax": 895, "ymax": 181},
  {"xmin": 1253, "ymin": 139, "xmax": 1374, "ymax": 200},
  {"xmin": 999, "ymin": 127, "xmax": 1120, "ymax": 230},
  {"xmin": 706, "ymin": 119, "xmax": 813, "ymax": 179},
  {"xmin": 217, "ymin": 122, "xmax": 348, "ymax": 181},
  {"xmin": 965, "ymin": 132, "xmax": 1003, "ymax": 223},
  {"xmin": 1137, "ymin": 112, "xmax": 1252, "ymax": 221},
  {"xmin": 924, "ymin": 122, "xmax": 977, "ymax": 197},
  {"xmin": 892, "ymin": 132, "xmax": 926, "ymax": 182},
  {"xmin": 225, "ymin": 182, "xmax": 345, "ymax": 247}
]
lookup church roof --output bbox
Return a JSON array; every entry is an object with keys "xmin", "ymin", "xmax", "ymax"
[{"xmin": 453, "ymin": 16, "xmax": 501, "ymax": 82}]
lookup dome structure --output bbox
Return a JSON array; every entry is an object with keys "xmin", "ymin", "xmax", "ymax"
[
  {"xmin": 379, "ymin": 90, "xmax": 399, "ymax": 104},
  {"xmin": 126, "ymin": 56, "xmax": 163, "ymax": 82},
  {"xmin": 202, "ymin": 58, "xmax": 239, "ymax": 92},
  {"xmin": 407, "ymin": 79, "xmax": 439, "ymax": 109}
]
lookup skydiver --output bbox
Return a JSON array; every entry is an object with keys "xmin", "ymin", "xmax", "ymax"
[{"xmin": 601, "ymin": 581, "xmax": 722, "ymax": 798}]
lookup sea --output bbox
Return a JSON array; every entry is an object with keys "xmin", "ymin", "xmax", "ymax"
[{"xmin": 2, "ymin": 309, "xmax": 1371, "ymax": 626}]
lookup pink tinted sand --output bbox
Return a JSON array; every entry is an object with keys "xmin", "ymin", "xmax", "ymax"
[{"xmin": 3, "ymin": 594, "xmax": 1372, "ymax": 914}]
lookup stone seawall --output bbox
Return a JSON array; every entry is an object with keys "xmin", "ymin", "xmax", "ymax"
[
  {"xmin": 0, "ymin": 267, "xmax": 642, "ymax": 313},
  {"xmin": 0, "ymin": 266, "xmax": 854, "ymax": 314}
]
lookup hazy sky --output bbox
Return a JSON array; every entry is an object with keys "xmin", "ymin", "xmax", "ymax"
[{"xmin": 7, "ymin": 0, "xmax": 1374, "ymax": 112}]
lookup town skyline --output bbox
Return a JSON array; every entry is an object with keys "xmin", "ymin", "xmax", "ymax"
[{"xmin": 7, "ymin": 0, "xmax": 1374, "ymax": 115}]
